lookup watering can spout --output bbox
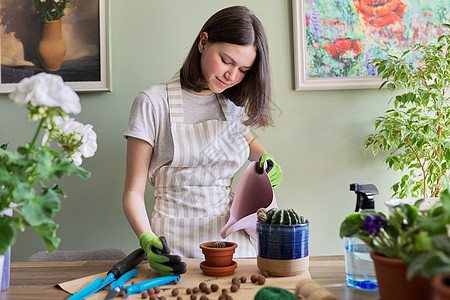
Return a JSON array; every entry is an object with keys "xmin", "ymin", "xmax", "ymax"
[{"xmin": 220, "ymin": 161, "xmax": 278, "ymax": 240}]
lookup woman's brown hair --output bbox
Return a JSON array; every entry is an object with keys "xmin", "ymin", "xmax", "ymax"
[{"xmin": 180, "ymin": 6, "xmax": 272, "ymax": 127}]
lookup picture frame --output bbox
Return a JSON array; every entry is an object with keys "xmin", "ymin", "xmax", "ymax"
[
  {"xmin": 293, "ymin": 0, "xmax": 448, "ymax": 91},
  {"xmin": 0, "ymin": 0, "xmax": 110, "ymax": 93}
]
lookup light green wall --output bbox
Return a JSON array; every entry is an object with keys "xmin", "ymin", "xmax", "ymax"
[{"xmin": 2, "ymin": 0, "xmax": 397, "ymax": 261}]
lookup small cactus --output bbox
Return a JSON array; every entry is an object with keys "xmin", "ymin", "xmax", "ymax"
[
  {"xmin": 257, "ymin": 208, "xmax": 307, "ymax": 225},
  {"xmin": 212, "ymin": 241, "xmax": 226, "ymax": 248}
]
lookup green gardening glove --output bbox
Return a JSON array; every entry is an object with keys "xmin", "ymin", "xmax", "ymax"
[
  {"xmin": 139, "ymin": 231, "xmax": 186, "ymax": 276},
  {"xmin": 257, "ymin": 154, "xmax": 283, "ymax": 189}
]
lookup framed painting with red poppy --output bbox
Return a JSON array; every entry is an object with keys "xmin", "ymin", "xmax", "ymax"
[{"xmin": 293, "ymin": 0, "xmax": 449, "ymax": 91}]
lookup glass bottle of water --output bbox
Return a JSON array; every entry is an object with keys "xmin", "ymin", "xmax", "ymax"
[{"xmin": 344, "ymin": 237, "xmax": 378, "ymax": 290}]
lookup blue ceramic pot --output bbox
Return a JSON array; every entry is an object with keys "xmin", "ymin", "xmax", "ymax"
[{"xmin": 257, "ymin": 221, "xmax": 309, "ymax": 260}]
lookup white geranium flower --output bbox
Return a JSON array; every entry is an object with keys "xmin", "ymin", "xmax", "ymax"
[
  {"xmin": 78, "ymin": 124, "xmax": 97, "ymax": 158},
  {"xmin": 9, "ymin": 73, "xmax": 81, "ymax": 115},
  {"xmin": 41, "ymin": 116, "xmax": 98, "ymax": 166}
]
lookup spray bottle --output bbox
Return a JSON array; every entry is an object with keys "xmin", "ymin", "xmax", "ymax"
[{"xmin": 344, "ymin": 183, "xmax": 378, "ymax": 290}]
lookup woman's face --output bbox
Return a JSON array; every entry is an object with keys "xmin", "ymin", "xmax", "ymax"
[{"xmin": 198, "ymin": 32, "xmax": 257, "ymax": 95}]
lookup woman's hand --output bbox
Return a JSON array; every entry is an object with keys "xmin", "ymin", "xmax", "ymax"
[
  {"xmin": 139, "ymin": 231, "xmax": 186, "ymax": 276},
  {"xmin": 258, "ymin": 154, "xmax": 282, "ymax": 188}
]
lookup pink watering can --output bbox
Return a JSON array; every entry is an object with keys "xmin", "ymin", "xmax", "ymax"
[{"xmin": 221, "ymin": 161, "xmax": 278, "ymax": 240}]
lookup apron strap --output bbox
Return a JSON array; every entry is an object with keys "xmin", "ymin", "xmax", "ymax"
[
  {"xmin": 167, "ymin": 71, "xmax": 233, "ymax": 123},
  {"xmin": 167, "ymin": 71, "xmax": 184, "ymax": 123},
  {"xmin": 217, "ymin": 93, "xmax": 232, "ymax": 121}
]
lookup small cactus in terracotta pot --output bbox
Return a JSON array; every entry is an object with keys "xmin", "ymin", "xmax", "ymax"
[
  {"xmin": 200, "ymin": 241, "xmax": 237, "ymax": 267},
  {"xmin": 199, "ymin": 241, "xmax": 238, "ymax": 276}
]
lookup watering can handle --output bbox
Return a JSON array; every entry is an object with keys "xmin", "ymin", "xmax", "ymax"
[{"xmin": 255, "ymin": 159, "xmax": 274, "ymax": 174}]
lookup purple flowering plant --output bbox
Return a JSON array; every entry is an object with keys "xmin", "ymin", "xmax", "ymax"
[{"xmin": 340, "ymin": 189, "xmax": 450, "ymax": 279}]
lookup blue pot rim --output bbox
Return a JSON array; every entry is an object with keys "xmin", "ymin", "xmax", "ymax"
[{"xmin": 257, "ymin": 220, "xmax": 309, "ymax": 228}]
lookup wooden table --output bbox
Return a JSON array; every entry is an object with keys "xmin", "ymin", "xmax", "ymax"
[{"xmin": 0, "ymin": 256, "xmax": 379, "ymax": 300}]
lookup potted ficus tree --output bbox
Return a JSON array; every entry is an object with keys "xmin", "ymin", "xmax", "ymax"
[{"xmin": 365, "ymin": 23, "xmax": 450, "ymax": 200}]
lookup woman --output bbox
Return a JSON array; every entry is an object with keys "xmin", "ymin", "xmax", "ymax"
[{"xmin": 123, "ymin": 6, "xmax": 282, "ymax": 275}]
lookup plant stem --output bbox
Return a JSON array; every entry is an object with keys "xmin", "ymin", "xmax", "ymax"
[
  {"xmin": 404, "ymin": 135, "xmax": 427, "ymax": 197},
  {"xmin": 27, "ymin": 118, "xmax": 45, "ymax": 158}
]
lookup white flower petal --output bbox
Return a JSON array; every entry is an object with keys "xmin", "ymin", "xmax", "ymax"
[{"xmin": 9, "ymin": 73, "xmax": 81, "ymax": 114}]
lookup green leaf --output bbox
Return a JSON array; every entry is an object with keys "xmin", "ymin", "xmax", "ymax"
[
  {"xmin": 415, "ymin": 232, "xmax": 433, "ymax": 251},
  {"xmin": 12, "ymin": 182, "xmax": 36, "ymax": 203},
  {"xmin": 35, "ymin": 150, "xmax": 58, "ymax": 181},
  {"xmin": 388, "ymin": 83, "xmax": 396, "ymax": 92},
  {"xmin": 339, "ymin": 213, "xmax": 364, "ymax": 238},
  {"xmin": 377, "ymin": 64, "xmax": 386, "ymax": 74},
  {"xmin": 20, "ymin": 189, "xmax": 61, "ymax": 226},
  {"xmin": 36, "ymin": 150, "xmax": 90, "ymax": 181},
  {"xmin": 32, "ymin": 221, "xmax": 60, "ymax": 253},
  {"xmin": 401, "ymin": 127, "xmax": 411, "ymax": 139},
  {"xmin": 432, "ymin": 235, "xmax": 450, "ymax": 256},
  {"xmin": 408, "ymin": 251, "xmax": 450, "ymax": 279},
  {"xmin": 372, "ymin": 146, "xmax": 379, "ymax": 156},
  {"xmin": 70, "ymin": 164, "xmax": 91, "ymax": 180},
  {"xmin": 0, "ymin": 167, "xmax": 10, "ymax": 183},
  {"xmin": 0, "ymin": 216, "xmax": 15, "ymax": 255},
  {"xmin": 406, "ymin": 251, "xmax": 433, "ymax": 279}
]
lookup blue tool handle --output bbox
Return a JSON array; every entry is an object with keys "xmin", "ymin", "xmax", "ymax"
[
  {"xmin": 67, "ymin": 273, "xmax": 116, "ymax": 300},
  {"xmin": 109, "ymin": 248, "xmax": 146, "ymax": 279},
  {"xmin": 110, "ymin": 269, "xmax": 138, "ymax": 290},
  {"xmin": 127, "ymin": 275, "xmax": 180, "ymax": 295},
  {"xmin": 66, "ymin": 277, "xmax": 103, "ymax": 300}
]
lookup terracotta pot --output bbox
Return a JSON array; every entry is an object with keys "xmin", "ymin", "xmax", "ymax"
[
  {"xmin": 38, "ymin": 19, "xmax": 66, "ymax": 71},
  {"xmin": 199, "ymin": 241, "xmax": 237, "ymax": 267},
  {"xmin": 199, "ymin": 261, "xmax": 237, "ymax": 277},
  {"xmin": 432, "ymin": 275, "xmax": 450, "ymax": 300},
  {"xmin": 370, "ymin": 251, "xmax": 436, "ymax": 300}
]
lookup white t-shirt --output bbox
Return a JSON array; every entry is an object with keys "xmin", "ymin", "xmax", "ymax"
[{"xmin": 123, "ymin": 83, "xmax": 250, "ymax": 186}]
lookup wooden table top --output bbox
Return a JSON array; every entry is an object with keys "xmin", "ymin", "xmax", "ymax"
[{"xmin": 0, "ymin": 255, "xmax": 379, "ymax": 300}]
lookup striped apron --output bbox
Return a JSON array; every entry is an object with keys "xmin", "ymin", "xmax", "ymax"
[{"xmin": 151, "ymin": 72, "xmax": 256, "ymax": 258}]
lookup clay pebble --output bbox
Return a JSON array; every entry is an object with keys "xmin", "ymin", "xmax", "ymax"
[
  {"xmin": 251, "ymin": 274, "xmax": 259, "ymax": 283},
  {"xmin": 230, "ymin": 284, "xmax": 239, "ymax": 292}
]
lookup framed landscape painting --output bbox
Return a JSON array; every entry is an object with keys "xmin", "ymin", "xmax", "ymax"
[
  {"xmin": 293, "ymin": 0, "xmax": 449, "ymax": 90},
  {"xmin": 0, "ymin": 0, "xmax": 110, "ymax": 92}
]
